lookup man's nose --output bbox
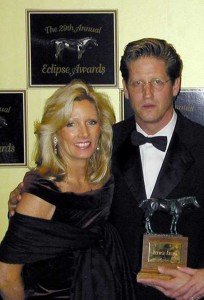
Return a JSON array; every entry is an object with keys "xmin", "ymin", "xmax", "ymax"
[{"xmin": 143, "ymin": 82, "xmax": 153, "ymax": 97}]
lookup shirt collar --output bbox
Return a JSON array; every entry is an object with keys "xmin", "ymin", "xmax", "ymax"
[{"xmin": 136, "ymin": 110, "xmax": 177, "ymax": 147}]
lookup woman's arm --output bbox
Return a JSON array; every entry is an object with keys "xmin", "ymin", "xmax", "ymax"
[
  {"xmin": 0, "ymin": 191, "xmax": 55, "ymax": 299},
  {"xmin": 0, "ymin": 262, "xmax": 24, "ymax": 300}
]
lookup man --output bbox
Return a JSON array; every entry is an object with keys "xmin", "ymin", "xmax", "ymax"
[
  {"xmin": 110, "ymin": 38, "xmax": 204, "ymax": 300},
  {"xmin": 8, "ymin": 38, "xmax": 204, "ymax": 299}
]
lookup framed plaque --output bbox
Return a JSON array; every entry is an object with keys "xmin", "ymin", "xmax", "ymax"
[
  {"xmin": 27, "ymin": 10, "xmax": 117, "ymax": 87},
  {"xmin": 0, "ymin": 91, "xmax": 27, "ymax": 166}
]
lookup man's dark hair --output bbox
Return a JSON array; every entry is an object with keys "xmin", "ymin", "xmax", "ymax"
[{"xmin": 120, "ymin": 38, "xmax": 183, "ymax": 84}]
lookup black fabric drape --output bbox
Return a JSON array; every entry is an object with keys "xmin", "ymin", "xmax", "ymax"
[{"xmin": 0, "ymin": 213, "xmax": 136, "ymax": 300}]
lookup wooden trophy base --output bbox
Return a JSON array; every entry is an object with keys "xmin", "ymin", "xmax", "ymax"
[
  {"xmin": 137, "ymin": 270, "xmax": 172, "ymax": 280},
  {"xmin": 137, "ymin": 234, "xmax": 188, "ymax": 280}
]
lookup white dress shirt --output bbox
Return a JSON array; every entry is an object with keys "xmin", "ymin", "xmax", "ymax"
[{"xmin": 136, "ymin": 111, "xmax": 177, "ymax": 198}]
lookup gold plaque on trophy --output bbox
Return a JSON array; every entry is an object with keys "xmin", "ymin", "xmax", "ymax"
[
  {"xmin": 137, "ymin": 234, "xmax": 188, "ymax": 280},
  {"xmin": 137, "ymin": 196, "xmax": 200, "ymax": 280}
]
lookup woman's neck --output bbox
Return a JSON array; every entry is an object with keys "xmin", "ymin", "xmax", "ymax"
[{"xmin": 57, "ymin": 163, "xmax": 100, "ymax": 193}]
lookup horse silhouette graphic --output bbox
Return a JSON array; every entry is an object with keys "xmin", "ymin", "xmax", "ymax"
[
  {"xmin": 0, "ymin": 116, "xmax": 7, "ymax": 128},
  {"xmin": 52, "ymin": 37, "xmax": 98, "ymax": 62}
]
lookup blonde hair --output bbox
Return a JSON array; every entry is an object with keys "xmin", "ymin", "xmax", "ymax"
[{"xmin": 33, "ymin": 79, "xmax": 116, "ymax": 184}]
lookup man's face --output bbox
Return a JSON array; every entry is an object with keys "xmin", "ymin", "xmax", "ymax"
[{"xmin": 123, "ymin": 57, "xmax": 180, "ymax": 134}]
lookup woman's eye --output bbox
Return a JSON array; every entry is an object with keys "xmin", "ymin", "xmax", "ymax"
[
  {"xmin": 66, "ymin": 122, "xmax": 74, "ymax": 127},
  {"xmin": 88, "ymin": 120, "xmax": 97, "ymax": 125}
]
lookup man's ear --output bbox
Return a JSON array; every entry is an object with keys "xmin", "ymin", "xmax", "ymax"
[
  {"xmin": 173, "ymin": 77, "xmax": 181, "ymax": 97},
  {"xmin": 122, "ymin": 79, "xmax": 129, "ymax": 99}
]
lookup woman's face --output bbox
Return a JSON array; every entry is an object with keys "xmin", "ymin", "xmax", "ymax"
[{"xmin": 57, "ymin": 99, "xmax": 101, "ymax": 164}]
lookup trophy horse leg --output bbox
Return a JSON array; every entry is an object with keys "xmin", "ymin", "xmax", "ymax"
[
  {"xmin": 145, "ymin": 214, "xmax": 154, "ymax": 234},
  {"xmin": 170, "ymin": 214, "xmax": 179, "ymax": 235}
]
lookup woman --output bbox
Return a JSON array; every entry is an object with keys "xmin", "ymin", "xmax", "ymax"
[{"xmin": 0, "ymin": 80, "xmax": 136, "ymax": 299}]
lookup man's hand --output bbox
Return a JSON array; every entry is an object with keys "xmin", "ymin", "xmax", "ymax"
[
  {"xmin": 137, "ymin": 266, "xmax": 191, "ymax": 299},
  {"xmin": 8, "ymin": 182, "xmax": 23, "ymax": 218},
  {"xmin": 171, "ymin": 267, "xmax": 204, "ymax": 300}
]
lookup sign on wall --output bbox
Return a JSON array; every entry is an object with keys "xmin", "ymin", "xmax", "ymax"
[
  {"xmin": 27, "ymin": 10, "xmax": 117, "ymax": 87},
  {"xmin": 0, "ymin": 91, "xmax": 27, "ymax": 166}
]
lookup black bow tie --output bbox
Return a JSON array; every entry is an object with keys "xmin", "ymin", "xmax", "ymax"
[{"xmin": 131, "ymin": 130, "xmax": 167, "ymax": 152}]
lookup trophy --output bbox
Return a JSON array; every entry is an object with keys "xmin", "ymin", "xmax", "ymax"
[{"xmin": 137, "ymin": 196, "xmax": 200, "ymax": 280}]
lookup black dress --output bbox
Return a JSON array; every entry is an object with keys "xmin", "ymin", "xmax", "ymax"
[{"xmin": 0, "ymin": 170, "xmax": 136, "ymax": 299}]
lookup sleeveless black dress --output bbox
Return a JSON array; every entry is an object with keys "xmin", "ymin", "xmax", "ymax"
[{"xmin": 0, "ymin": 171, "xmax": 136, "ymax": 299}]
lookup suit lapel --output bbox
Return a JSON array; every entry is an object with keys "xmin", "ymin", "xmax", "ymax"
[
  {"xmin": 114, "ymin": 133, "xmax": 147, "ymax": 203},
  {"xmin": 152, "ymin": 131, "xmax": 194, "ymax": 198},
  {"xmin": 113, "ymin": 117, "xmax": 147, "ymax": 203},
  {"xmin": 123, "ymin": 144, "xmax": 147, "ymax": 201}
]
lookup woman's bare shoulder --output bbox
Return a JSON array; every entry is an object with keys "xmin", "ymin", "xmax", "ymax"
[{"xmin": 16, "ymin": 192, "xmax": 55, "ymax": 220}]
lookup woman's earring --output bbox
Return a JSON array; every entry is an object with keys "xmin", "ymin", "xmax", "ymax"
[
  {"xmin": 53, "ymin": 136, "xmax": 58, "ymax": 155},
  {"xmin": 96, "ymin": 146, "xmax": 100, "ymax": 151}
]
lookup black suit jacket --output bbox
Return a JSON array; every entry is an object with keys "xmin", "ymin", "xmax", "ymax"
[{"xmin": 110, "ymin": 111, "xmax": 204, "ymax": 299}]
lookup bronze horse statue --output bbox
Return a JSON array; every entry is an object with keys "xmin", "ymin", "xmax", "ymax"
[{"xmin": 139, "ymin": 196, "xmax": 200, "ymax": 234}]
